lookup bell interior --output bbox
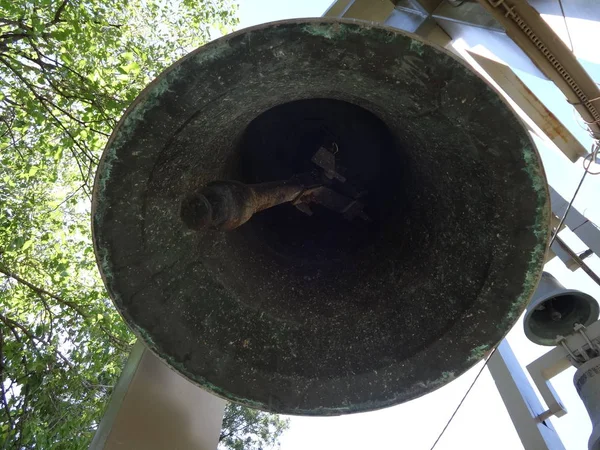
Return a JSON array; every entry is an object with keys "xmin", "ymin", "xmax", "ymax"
[
  {"xmin": 529, "ymin": 294, "xmax": 596, "ymax": 341},
  {"xmin": 220, "ymin": 95, "xmax": 494, "ymax": 374},
  {"xmin": 234, "ymin": 98, "xmax": 404, "ymax": 268}
]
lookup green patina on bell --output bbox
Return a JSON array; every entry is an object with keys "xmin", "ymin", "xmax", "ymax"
[{"xmin": 92, "ymin": 19, "xmax": 549, "ymax": 415}]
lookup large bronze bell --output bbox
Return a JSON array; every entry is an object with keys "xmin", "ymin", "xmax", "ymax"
[{"xmin": 92, "ymin": 19, "xmax": 550, "ymax": 415}]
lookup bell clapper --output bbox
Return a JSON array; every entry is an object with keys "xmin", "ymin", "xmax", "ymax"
[
  {"xmin": 549, "ymin": 299, "xmax": 563, "ymax": 322},
  {"xmin": 181, "ymin": 146, "xmax": 370, "ymax": 231}
]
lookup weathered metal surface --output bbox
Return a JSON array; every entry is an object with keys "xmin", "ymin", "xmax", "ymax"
[{"xmin": 92, "ymin": 19, "xmax": 549, "ymax": 415}]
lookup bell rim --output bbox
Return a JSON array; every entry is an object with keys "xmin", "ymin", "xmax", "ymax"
[{"xmin": 91, "ymin": 18, "xmax": 551, "ymax": 415}]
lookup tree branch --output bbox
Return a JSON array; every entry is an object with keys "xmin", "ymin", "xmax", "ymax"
[
  {"xmin": 0, "ymin": 19, "xmax": 28, "ymax": 28},
  {"xmin": 0, "ymin": 115, "xmax": 26, "ymax": 161},
  {"xmin": 11, "ymin": 47, "xmax": 56, "ymax": 70},
  {"xmin": 0, "ymin": 312, "xmax": 82, "ymax": 383},
  {"xmin": 92, "ymin": 20, "xmax": 122, "ymax": 28},
  {"xmin": 0, "ymin": 329, "xmax": 15, "ymax": 428},
  {"xmin": 0, "ymin": 316, "xmax": 23, "ymax": 345},
  {"xmin": 0, "ymin": 55, "xmax": 101, "ymax": 175},
  {"xmin": 0, "ymin": 32, "xmax": 29, "ymax": 44},
  {"xmin": 0, "ymin": 266, "xmax": 130, "ymax": 350},
  {"xmin": 0, "ymin": 266, "xmax": 87, "ymax": 317},
  {"xmin": 51, "ymin": 0, "xmax": 70, "ymax": 25},
  {"xmin": 12, "ymin": 40, "xmax": 120, "ymax": 127}
]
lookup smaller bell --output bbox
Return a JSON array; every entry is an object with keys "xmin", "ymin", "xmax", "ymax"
[
  {"xmin": 524, "ymin": 272, "xmax": 599, "ymax": 345},
  {"xmin": 575, "ymin": 356, "xmax": 600, "ymax": 450}
]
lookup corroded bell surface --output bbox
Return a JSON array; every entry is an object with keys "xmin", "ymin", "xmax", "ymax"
[{"xmin": 92, "ymin": 19, "xmax": 549, "ymax": 415}]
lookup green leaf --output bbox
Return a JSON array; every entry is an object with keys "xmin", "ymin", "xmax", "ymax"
[
  {"xmin": 122, "ymin": 61, "xmax": 140, "ymax": 75},
  {"xmin": 54, "ymin": 147, "xmax": 64, "ymax": 161}
]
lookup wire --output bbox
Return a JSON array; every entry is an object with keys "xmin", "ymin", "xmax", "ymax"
[
  {"xmin": 549, "ymin": 167, "xmax": 589, "ymax": 247},
  {"xmin": 583, "ymin": 145, "xmax": 600, "ymax": 175},
  {"xmin": 557, "ymin": 0, "xmax": 574, "ymax": 53},
  {"xmin": 555, "ymin": 235, "xmax": 600, "ymax": 288},
  {"xmin": 549, "ymin": 141, "xmax": 600, "ymax": 248},
  {"xmin": 570, "ymin": 219, "xmax": 589, "ymax": 233},
  {"xmin": 572, "ymin": 105, "xmax": 591, "ymax": 133},
  {"xmin": 571, "ymin": 105, "xmax": 600, "ymax": 139},
  {"xmin": 429, "ymin": 348, "xmax": 497, "ymax": 450}
]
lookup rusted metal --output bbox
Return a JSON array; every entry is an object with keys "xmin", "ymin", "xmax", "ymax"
[
  {"xmin": 181, "ymin": 180, "xmax": 305, "ymax": 231},
  {"xmin": 181, "ymin": 147, "xmax": 370, "ymax": 230},
  {"xmin": 467, "ymin": 51, "xmax": 588, "ymax": 162},
  {"xmin": 295, "ymin": 186, "xmax": 369, "ymax": 221},
  {"xmin": 478, "ymin": 0, "xmax": 600, "ymax": 141}
]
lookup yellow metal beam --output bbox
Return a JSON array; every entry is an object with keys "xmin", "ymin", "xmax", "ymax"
[
  {"xmin": 477, "ymin": 0, "xmax": 600, "ymax": 141},
  {"xmin": 325, "ymin": 0, "xmax": 395, "ymax": 22},
  {"xmin": 468, "ymin": 51, "xmax": 588, "ymax": 162}
]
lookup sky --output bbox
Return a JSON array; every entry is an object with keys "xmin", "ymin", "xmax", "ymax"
[
  {"xmin": 233, "ymin": 2, "xmax": 600, "ymax": 449},
  {"xmin": 237, "ymin": 0, "xmax": 334, "ymax": 29}
]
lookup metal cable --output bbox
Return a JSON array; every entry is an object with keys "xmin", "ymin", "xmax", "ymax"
[
  {"xmin": 557, "ymin": 0, "xmax": 574, "ymax": 52},
  {"xmin": 555, "ymin": 235, "xmax": 600, "ymax": 288},
  {"xmin": 549, "ymin": 165, "xmax": 589, "ymax": 247},
  {"xmin": 583, "ymin": 144, "xmax": 600, "ymax": 175},
  {"xmin": 549, "ymin": 142, "xmax": 600, "ymax": 247},
  {"xmin": 487, "ymin": 0, "xmax": 600, "ymax": 249},
  {"xmin": 429, "ymin": 348, "xmax": 497, "ymax": 450}
]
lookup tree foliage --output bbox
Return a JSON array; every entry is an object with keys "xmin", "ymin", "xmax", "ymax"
[
  {"xmin": 220, "ymin": 403, "xmax": 290, "ymax": 450},
  {"xmin": 0, "ymin": 1, "xmax": 286, "ymax": 448}
]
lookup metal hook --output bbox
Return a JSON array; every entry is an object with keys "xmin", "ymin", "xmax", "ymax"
[
  {"xmin": 558, "ymin": 336, "xmax": 584, "ymax": 366},
  {"xmin": 575, "ymin": 323, "xmax": 600, "ymax": 357}
]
